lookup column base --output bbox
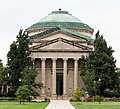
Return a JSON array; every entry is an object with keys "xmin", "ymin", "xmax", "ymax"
[
  {"xmin": 63, "ymin": 94, "xmax": 68, "ymax": 100},
  {"xmin": 51, "ymin": 94, "xmax": 57, "ymax": 100},
  {"xmin": 40, "ymin": 94, "xmax": 46, "ymax": 100}
]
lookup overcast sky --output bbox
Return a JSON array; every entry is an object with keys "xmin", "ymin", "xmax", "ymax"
[{"xmin": 0, "ymin": 0, "xmax": 120, "ymax": 67}]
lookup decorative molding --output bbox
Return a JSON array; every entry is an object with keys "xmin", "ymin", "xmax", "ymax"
[
  {"xmin": 30, "ymin": 37, "xmax": 92, "ymax": 51},
  {"xmin": 63, "ymin": 58, "xmax": 68, "ymax": 61},
  {"xmin": 52, "ymin": 58, "xmax": 57, "ymax": 61},
  {"xmin": 74, "ymin": 58, "xmax": 79, "ymax": 61},
  {"xmin": 41, "ymin": 58, "xmax": 46, "ymax": 61}
]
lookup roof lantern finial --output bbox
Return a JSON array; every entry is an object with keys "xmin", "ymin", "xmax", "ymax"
[{"xmin": 59, "ymin": 8, "xmax": 61, "ymax": 11}]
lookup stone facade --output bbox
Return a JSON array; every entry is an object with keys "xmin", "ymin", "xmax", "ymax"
[
  {"xmin": 26, "ymin": 10, "xmax": 94, "ymax": 100},
  {"xmin": 29, "ymin": 30, "xmax": 94, "ymax": 100}
]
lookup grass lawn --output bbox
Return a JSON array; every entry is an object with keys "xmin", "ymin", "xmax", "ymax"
[
  {"xmin": 71, "ymin": 102, "xmax": 120, "ymax": 109},
  {"xmin": 0, "ymin": 101, "xmax": 49, "ymax": 109}
]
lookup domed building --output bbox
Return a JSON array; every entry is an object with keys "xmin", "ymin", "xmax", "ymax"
[{"xmin": 26, "ymin": 9, "xmax": 94, "ymax": 100}]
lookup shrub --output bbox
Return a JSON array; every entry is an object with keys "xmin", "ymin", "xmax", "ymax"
[
  {"xmin": 84, "ymin": 97, "xmax": 93, "ymax": 102},
  {"xmin": 103, "ymin": 97, "xmax": 120, "ymax": 102},
  {"xmin": 69, "ymin": 98, "xmax": 75, "ymax": 102},
  {"xmin": 0, "ymin": 97, "xmax": 15, "ymax": 101},
  {"xmin": 73, "ymin": 87, "xmax": 82, "ymax": 102},
  {"xmin": 93, "ymin": 95, "xmax": 100, "ymax": 101},
  {"xmin": 15, "ymin": 85, "xmax": 30, "ymax": 104},
  {"xmin": 44, "ymin": 98, "xmax": 50, "ymax": 102}
]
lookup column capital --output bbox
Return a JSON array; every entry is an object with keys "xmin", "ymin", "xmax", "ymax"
[
  {"xmin": 31, "ymin": 58, "xmax": 35, "ymax": 66},
  {"xmin": 52, "ymin": 58, "xmax": 57, "ymax": 61},
  {"xmin": 63, "ymin": 58, "xmax": 68, "ymax": 61},
  {"xmin": 31, "ymin": 58, "xmax": 35, "ymax": 61},
  {"xmin": 74, "ymin": 58, "xmax": 79, "ymax": 61},
  {"xmin": 41, "ymin": 58, "xmax": 46, "ymax": 61}
]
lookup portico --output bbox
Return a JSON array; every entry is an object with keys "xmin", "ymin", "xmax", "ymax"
[{"xmin": 33, "ymin": 57, "xmax": 81, "ymax": 99}]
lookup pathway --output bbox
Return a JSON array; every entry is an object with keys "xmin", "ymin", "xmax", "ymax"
[{"xmin": 45, "ymin": 100, "xmax": 75, "ymax": 109}]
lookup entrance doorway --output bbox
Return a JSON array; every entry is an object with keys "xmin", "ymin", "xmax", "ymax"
[{"xmin": 56, "ymin": 73, "xmax": 63, "ymax": 95}]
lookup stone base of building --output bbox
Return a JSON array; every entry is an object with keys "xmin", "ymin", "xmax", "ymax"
[
  {"xmin": 51, "ymin": 94, "xmax": 57, "ymax": 100},
  {"xmin": 39, "ymin": 94, "xmax": 46, "ymax": 100},
  {"xmin": 34, "ymin": 95, "xmax": 73, "ymax": 101},
  {"xmin": 62, "ymin": 94, "xmax": 68, "ymax": 100}
]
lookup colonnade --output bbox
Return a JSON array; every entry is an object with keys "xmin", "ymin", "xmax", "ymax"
[{"xmin": 40, "ymin": 58, "xmax": 79, "ymax": 97}]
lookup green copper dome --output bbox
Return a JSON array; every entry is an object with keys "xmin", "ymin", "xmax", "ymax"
[
  {"xmin": 38, "ymin": 10, "xmax": 82, "ymax": 23},
  {"xmin": 27, "ymin": 9, "xmax": 93, "ymax": 31}
]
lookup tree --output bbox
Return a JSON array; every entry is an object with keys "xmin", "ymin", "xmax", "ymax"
[
  {"xmin": 15, "ymin": 85, "xmax": 30, "ymax": 104},
  {"xmin": 21, "ymin": 66, "xmax": 37, "ymax": 86},
  {"xmin": 0, "ymin": 59, "xmax": 4, "ymax": 84},
  {"xmin": 7, "ymin": 29, "xmax": 33, "ymax": 93},
  {"xmin": 0, "ymin": 59, "xmax": 12, "ymax": 96},
  {"xmin": 73, "ymin": 87, "xmax": 82, "ymax": 103},
  {"xmin": 81, "ymin": 31, "xmax": 119, "ymax": 97},
  {"xmin": 0, "ymin": 59, "xmax": 4, "ymax": 93},
  {"xmin": 20, "ymin": 66, "xmax": 43, "ymax": 96}
]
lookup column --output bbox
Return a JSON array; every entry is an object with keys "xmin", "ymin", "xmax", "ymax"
[
  {"xmin": 6, "ymin": 85, "xmax": 9, "ymax": 93},
  {"xmin": 52, "ymin": 58, "xmax": 57, "ymax": 96},
  {"xmin": 1, "ymin": 85, "xmax": 4, "ymax": 93},
  {"xmin": 41, "ymin": 58, "xmax": 46, "ymax": 95},
  {"xmin": 74, "ymin": 58, "xmax": 79, "ymax": 91},
  {"xmin": 63, "ymin": 58, "xmax": 67, "ymax": 95},
  {"xmin": 31, "ymin": 58, "xmax": 35, "ymax": 66}
]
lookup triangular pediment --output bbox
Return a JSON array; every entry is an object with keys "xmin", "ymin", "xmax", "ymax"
[
  {"xmin": 37, "ymin": 41, "xmax": 82, "ymax": 50},
  {"xmin": 30, "ymin": 37, "xmax": 92, "ymax": 51}
]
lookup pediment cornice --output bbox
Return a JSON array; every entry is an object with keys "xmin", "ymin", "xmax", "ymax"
[{"xmin": 30, "ymin": 37, "xmax": 92, "ymax": 52}]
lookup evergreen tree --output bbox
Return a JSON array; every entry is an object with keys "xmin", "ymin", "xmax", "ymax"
[
  {"xmin": 0, "ymin": 60, "xmax": 10, "ymax": 96},
  {"xmin": 0, "ymin": 59, "xmax": 4, "ymax": 91},
  {"xmin": 81, "ymin": 31, "xmax": 119, "ymax": 97},
  {"xmin": 20, "ymin": 66, "xmax": 43, "ymax": 96},
  {"xmin": 15, "ymin": 85, "xmax": 30, "ymax": 104},
  {"xmin": 0, "ymin": 59, "xmax": 3, "ymax": 67},
  {"xmin": 7, "ymin": 29, "xmax": 33, "ymax": 93}
]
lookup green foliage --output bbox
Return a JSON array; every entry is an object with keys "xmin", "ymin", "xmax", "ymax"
[
  {"xmin": 93, "ymin": 95, "xmax": 101, "ymax": 102},
  {"xmin": 0, "ymin": 97, "xmax": 15, "ymax": 101},
  {"xmin": 73, "ymin": 87, "xmax": 82, "ymax": 102},
  {"xmin": 20, "ymin": 66, "xmax": 43, "ymax": 96},
  {"xmin": 21, "ymin": 66, "xmax": 37, "ymax": 86},
  {"xmin": 0, "ymin": 59, "xmax": 4, "ymax": 85},
  {"xmin": 7, "ymin": 29, "xmax": 33, "ymax": 93},
  {"xmin": 0, "ymin": 59, "xmax": 9, "ymax": 96},
  {"xmin": 81, "ymin": 31, "xmax": 119, "ymax": 97},
  {"xmin": 83, "ymin": 97, "xmax": 94, "ymax": 102},
  {"xmin": 104, "ymin": 88, "xmax": 120, "ymax": 97},
  {"xmin": 15, "ymin": 85, "xmax": 30, "ymax": 104}
]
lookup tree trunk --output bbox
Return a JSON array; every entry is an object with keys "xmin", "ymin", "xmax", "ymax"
[{"xmin": 19, "ymin": 99, "xmax": 21, "ymax": 104}]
